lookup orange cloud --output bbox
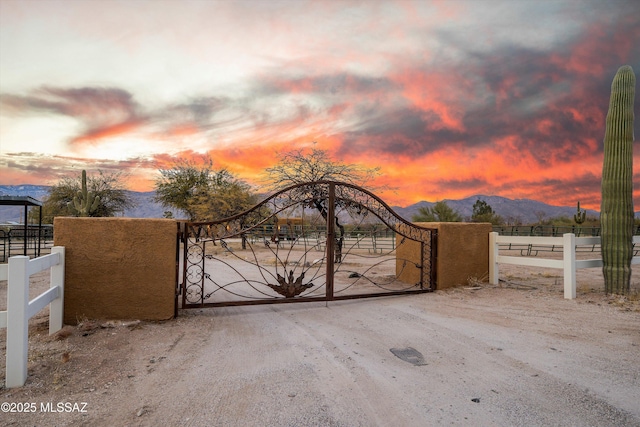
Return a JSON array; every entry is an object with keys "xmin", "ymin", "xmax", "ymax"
[
  {"xmin": 551, "ymin": 19, "xmax": 640, "ymax": 79},
  {"xmin": 70, "ymin": 120, "xmax": 144, "ymax": 144},
  {"xmin": 166, "ymin": 124, "xmax": 201, "ymax": 138},
  {"xmin": 390, "ymin": 68, "xmax": 467, "ymax": 131}
]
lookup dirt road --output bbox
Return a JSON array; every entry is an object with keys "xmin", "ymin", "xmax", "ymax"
[{"xmin": 2, "ymin": 267, "xmax": 639, "ymax": 426}]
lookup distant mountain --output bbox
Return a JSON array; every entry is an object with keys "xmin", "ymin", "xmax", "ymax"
[
  {"xmin": 0, "ymin": 185, "xmax": 180, "ymax": 222},
  {"xmin": 392, "ymin": 195, "xmax": 602, "ymax": 225},
  {"xmin": 0, "ymin": 184, "xmax": 50, "ymax": 200},
  {"xmin": 122, "ymin": 191, "xmax": 182, "ymax": 219},
  {"xmin": 0, "ymin": 185, "xmax": 52, "ymax": 223},
  {"xmin": 0, "ymin": 184, "xmax": 608, "ymax": 225}
]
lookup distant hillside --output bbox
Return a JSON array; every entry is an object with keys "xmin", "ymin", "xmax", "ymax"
[
  {"xmin": 392, "ymin": 195, "xmax": 601, "ymax": 225},
  {"xmin": 0, "ymin": 184, "xmax": 50, "ymax": 200},
  {"xmin": 0, "ymin": 185, "xmax": 180, "ymax": 222},
  {"xmin": 0, "ymin": 185, "xmax": 51, "ymax": 223},
  {"xmin": 0, "ymin": 184, "xmax": 604, "ymax": 224},
  {"xmin": 121, "ymin": 191, "xmax": 183, "ymax": 219}
]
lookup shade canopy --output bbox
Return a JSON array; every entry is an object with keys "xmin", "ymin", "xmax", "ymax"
[
  {"xmin": 0, "ymin": 196, "xmax": 43, "ymax": 207},
  {"xmin": 0, "ymin": 196, "xmax": 43, "ymax": 257}
]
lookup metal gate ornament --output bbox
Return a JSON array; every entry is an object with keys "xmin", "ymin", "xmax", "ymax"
[{"xmin": 177, "ymin": 181, "xmax": 437, "ymax": 309}]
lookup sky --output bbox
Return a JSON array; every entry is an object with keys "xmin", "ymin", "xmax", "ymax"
[{"xmin": 1, "ymin": 0, "xmax": 639, "ymax": 210}]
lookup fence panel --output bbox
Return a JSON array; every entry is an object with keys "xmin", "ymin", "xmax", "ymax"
[
  {"xmin": 490, "ymin": 233, "xmax": 640, "ymax": 300},
  {"xmin": 1, "ymin": 246, "xmax": 65, "ymax": 388}
]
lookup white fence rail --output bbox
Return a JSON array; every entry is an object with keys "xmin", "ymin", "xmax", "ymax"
[
  {"xmin": 0, "ymin": 246, "xmax": 65, "ymax": 388},
  {"xmin": 489, "ymin": 233, "xmax": 640, "ymax": 299}
]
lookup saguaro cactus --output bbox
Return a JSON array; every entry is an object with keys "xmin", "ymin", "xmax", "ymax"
[
  {"xmin": 574, "ymin": 201, "xmax": 586, "ymax": 225},
  {"xmin": 600, "ymin": 65, "xmax": 635, "ymax": 295},
  {"xmin": 68, "ymin": 170, "xmax": 101, "ymax": 217}
]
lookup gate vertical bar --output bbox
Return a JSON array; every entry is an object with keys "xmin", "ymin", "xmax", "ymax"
[
  {"xmin": 181, "ymin": 223, "xmax": 188, "ymax": 309},
  {"xmin": 22, "ymin": 203, "xmax": 28, "ymax": 256},
  {"xmin": 419, "ymin": 241, "xmax": 425, "ymax": 289},
  {"xmin": 175, "ymin": 222, "xmax": 182, "ymax": 317},
  {"xmin": 325, "ymin": 182, "xmax": 335, "ymax": 300},
  {"xmin": 430, "ymin": 230, "xmax": 438, "ymax": 289},
  {"xmin": 200, "ymin": 240, "xmax": 207, "ymax": 306},
  {"xmin": 37, "ymin": 205, "xmax": 42, "ymax": 257}
]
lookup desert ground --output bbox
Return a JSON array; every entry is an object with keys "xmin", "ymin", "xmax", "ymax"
[{"xmin": 1, "ymin": 250, "xmax": 640, "ymax": 426}]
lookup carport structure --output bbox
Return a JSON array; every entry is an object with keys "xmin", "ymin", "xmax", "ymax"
[{"xmin": 0, "ymin": 196, "xmax": 43, "ymax": 258}]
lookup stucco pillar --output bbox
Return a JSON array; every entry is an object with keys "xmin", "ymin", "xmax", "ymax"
[
  {"xmin": 54, "ymin": 217, "xmax": 177, "ymax": 323},
  {"xmin": 397, "ymin": 222, "xmax": 492, "ymax": 290}
]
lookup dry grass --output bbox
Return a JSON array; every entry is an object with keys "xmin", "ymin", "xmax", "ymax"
[{"xmin": 467, "ymin": 273, "xmax": 489, "ymax": 287}]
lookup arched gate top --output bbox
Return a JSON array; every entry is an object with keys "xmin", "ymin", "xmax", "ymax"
[{"xmin": 182, "ymin": 180, "xmax": 437, "ymax": 242}]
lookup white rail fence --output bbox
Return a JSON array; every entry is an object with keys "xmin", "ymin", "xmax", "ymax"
[
  {"xmin": 0, "ymin": 247, "xmax": 65, "ymax": 388},
  {"xmin": 489, "ymin": 232, "xmax": 640, "ymax": 299}
]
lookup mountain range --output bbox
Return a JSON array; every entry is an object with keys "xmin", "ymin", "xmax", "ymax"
[
  {"xmin": 393, "ymin": 195, "xmax": 603, "ymax": 224},
  {"xmin": 0, "ymin": 184, "xmax": 605, "ymax": 225}
]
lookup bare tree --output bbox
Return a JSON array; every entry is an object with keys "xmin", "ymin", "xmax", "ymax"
[
  {"xmin": 263, "ymin": 145, "xmax": 382, "ymax": 262},
  {"xmin": 264, "ymin": 145, "xmax": 380, "ymax": 190},
  {"xmin": 535, "ymin": 210, "xmax": 547, "ymax": 224}
]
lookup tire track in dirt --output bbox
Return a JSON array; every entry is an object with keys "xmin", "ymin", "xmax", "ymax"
[
  {"xmin": 120, "ymin": 295, "xmax": 640, "ymax": 426},
  {"xmin": 3, "ymin": 281, "xmax": 638, "ymax": 426}
]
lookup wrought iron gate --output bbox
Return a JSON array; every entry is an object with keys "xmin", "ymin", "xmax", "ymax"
[{"xmin": 176, "ymin": 181, "xmax": 437, "ymax": 309}]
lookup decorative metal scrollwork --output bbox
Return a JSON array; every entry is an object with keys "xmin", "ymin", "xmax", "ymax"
[{"xmin": 179, "ymin": 181, "xmax": 436, "ymax": 308}]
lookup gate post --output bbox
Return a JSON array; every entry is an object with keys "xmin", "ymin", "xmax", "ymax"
[{"xmin": 325, "ymin": 183, "xmax": 335, "ymax": 300}]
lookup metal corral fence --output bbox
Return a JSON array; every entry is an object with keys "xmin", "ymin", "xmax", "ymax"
[
  {"xmin": 493, "ymin": 224, "xmax": 640, "ymax": 238},
  {"xmin": 0, "ymin": 224, "xmax": 54, "ymax": 262},
  {"xmin": 489, "ymin": 232, "xmax": 640, "ymax": 300},
  {"xmin": 247, "ymin": 225, "xmax": 397, "ymax": 254},
  {"xmin": 492, "ymin": 225, "xmax": 640, "ymax": 256}
]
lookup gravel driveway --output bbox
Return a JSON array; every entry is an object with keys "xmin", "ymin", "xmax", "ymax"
[{"xmin": 2, "ymin": 265, "xmax": 639, "ymax": 426}]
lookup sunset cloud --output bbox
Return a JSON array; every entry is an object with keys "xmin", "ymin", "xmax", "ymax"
[{"xmin": 1, "ymin": 0, "xmax": 639, "ymax": 212}]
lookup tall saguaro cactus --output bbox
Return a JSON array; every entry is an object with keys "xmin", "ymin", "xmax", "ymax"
[
  {"xmin": 68, "ymin": 170, "xmax": 101, "ymax": 217},
  {"xmin": 601, "ymin": 65, "xmax": 635, "ymax": 295},
  {"xmin": 574, "ymin": 201, "xmax": 586, "ymax": 225}
]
